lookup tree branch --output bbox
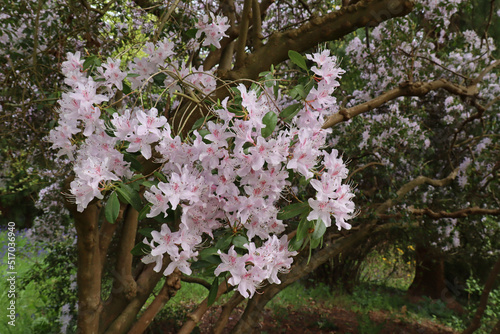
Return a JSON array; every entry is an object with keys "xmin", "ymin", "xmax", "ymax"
[
  {"xmin": 71, "ymin": 202, "xmax": 103, "ymax": 333},
  {"xmin": 322, "ymin": 79, "xmax": 480, "ymax": 129},
  {"xmin": 132, "ymin": 0, "xmax": 163, "ymax": 17},
  {"xmin": 128, "ymin": 270, "xmax": 182, "ymax": 334},
  {"xmin": 375, "ymin": 168, "xmax": 459, "ymax": 214},
  {"xmin": 178, "ymin": 279, "xmax": 231, "ymax": 334},
  {"xmin": 225, "ymin": 0, "xmax": 414, "ymax": 80},
  {"xmin": 180, "ymin": 274, "xmax": 211, "ymax": 289},
  {"xmin": 102, "ymin": 258, "xmax": 170, "ymax": 333},
  {"xmin": 251, "ymin": 0, "xmax": 263, "ymax": 50},
  {"xmin": 112, "ymin": 206, "xmax": 139, "ymax": 300},
  {"xmin": 235, "ymin": 0, "xmax": 252, "ymax": 68},
  {"xmin": 152, "ymin": 0, "xmax": 181, "ymax": 43},
  {"xmin": 410, "ymin": 207, "xmax": 500, "ymax": 219},
  {"xmin": 232, "ymin": 223, "xmax": 380, "ymax": 333},
  {"xmin": 98, "ymin": 217, "xmax": 118, "ymax": 275},
  {"xmin": 212, "ymin": 293, "xmax": 246, "ymax": 334}
]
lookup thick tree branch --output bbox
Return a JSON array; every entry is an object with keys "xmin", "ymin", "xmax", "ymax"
[
  {"xmin": 225, "ymin": 0, "xmax": 414, "ymax": 80},
  {"xmin": 251, "ymin": 0, "xmax": 263, "ymax": 50},
  {"xmin": 128, "ymin": 270, "xmax": 182, "ymax": 334},
  {"xmin": 132, "ymin": 0, "xmax": 163, "ymax": 17},
  {"xmin": 322, "ymin": 79, "xmax": 480, "ymax": 129},
  {"xmin": 70, "ymin": 202, "xmax": 103, "ymax": 333},
  {"xmin": 471, "ymin": 59, "xmax": 500, "ymax": 86},
  {"xmin": 98, "ymin": 217, "xmax": 118, "ymax": 274},
  {"xmin": 375, "ymin": 168, "xmax": 459, "ymax": 214},
  {"xmin": 235, "ymin": 0, "xmax": 252, "ymax": 68},
  {"xmin": 102, "ymin": 258, "xmax": 170, "ymax": 333},
  {"xmin": 204, "ymin": 0, "xmax": 238, "ymax": 70},
  {"xmin": 178, "ymin": 279, "xmax": 231, "ymax": 334},
  {"xmin": 410, "ymin": 207, "xmax": 500, "ymax": 219},
  {"xmin": 180, "ymin": 274, "xmax": 211, "ymax": 289},
  {"xmin": 112, "ymin": 207, "xmax": 139, "ymax": 300},
  {"xmin": 212, "ymin": 293, "xmax": 246, "ymax": 334}
]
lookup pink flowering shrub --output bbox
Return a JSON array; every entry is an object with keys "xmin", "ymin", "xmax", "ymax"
[{"xmin": 48, "ymin": 20, "xmax": 355, "ymax": 298}]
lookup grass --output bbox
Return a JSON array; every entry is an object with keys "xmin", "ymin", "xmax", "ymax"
[{"xmin": 0, "ymin": 229, "xmax": 48, "ymax": 333}]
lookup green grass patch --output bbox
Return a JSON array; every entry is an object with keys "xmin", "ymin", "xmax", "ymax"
[{"xmin": 0, "ymin": 229, "xmax": 48, "ymax": 333}]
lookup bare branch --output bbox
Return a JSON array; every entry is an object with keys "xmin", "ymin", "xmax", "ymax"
[
  {"xmin": 181, "ymin": 274, "xmax": 211, "ymax": 289},
  {"xmin": 471, "ymin": 59, "xmax": 500, "ymax": 86},
  {"xmin": 226, "ymin": 0, "xmax": 414, "ymax": 80},
  {"xmin": 375, "ymin": 168, "xmax": 459, "ymax": 214},
  {"xmin": 251, "ymin": 0, "xmax": 263, "ymax": 50},
  {"xmin": 153, "ymin": 0, "xmax": 181, "ymax": 43},
  {"xmin": 410, "ymin": 207, "xmax": 500, "ymax": 219},
  {"xmin": 213, "ymin": 293, "xmax": 246, "ymax": 334},
  {"xmin": 112, "ymin": 207, "xmax": 139, "ymax": 300},
  {"xmin": 178, "ymin": 280, "xmax": 231, "ymax": 334},
  {"xmin": 128, "ymin": 270, "xmax": 182, "ymax": 334},
  {"xmin": 235, "ymin": 0, "xmax": 252, "ymax": 68},
  {"xmin": 322, "ymin": 79, "xmax": 481, "ymax": 129},
  {"xmin": 346, "ymin": 162, "xmax": 384, "ymax": 182}
]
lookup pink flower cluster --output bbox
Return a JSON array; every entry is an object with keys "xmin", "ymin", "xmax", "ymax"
[
  {"xmin": 215, "ymin": 236, "xmax": 297, "ymax": 298},
  {"xmin": 49, "ymin": 42, "xmax": 355, "ymax": 297},
  {"xmin": 195, "ymin": 13, "xmax": 230, "ymax": 49}
]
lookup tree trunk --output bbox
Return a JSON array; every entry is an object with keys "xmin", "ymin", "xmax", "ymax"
[{"xmin": 408, "ymin": 244, "xmax": 446, "ymax": 299}]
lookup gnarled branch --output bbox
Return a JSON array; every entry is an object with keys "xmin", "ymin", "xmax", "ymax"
[{"xmin": 225, "ymin": 0, "xmax": 414, "ymax": 80}]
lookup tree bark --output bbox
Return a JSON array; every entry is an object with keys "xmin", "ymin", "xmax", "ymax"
[
  {"xmin": 407, "ymin": 244, "xmax": 447, "ymax": 299},
  {"xmin": 224, "ymin": 0, "xmax": 414, "ymax": 81},
  {"xmin": 72, "ymin": 202, "xmax": 103, "ymax": 333}
]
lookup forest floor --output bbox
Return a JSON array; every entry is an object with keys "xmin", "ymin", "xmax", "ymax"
[{"xmin": 151, "ymin": 301, "xmax": 458, "ymax": 334}]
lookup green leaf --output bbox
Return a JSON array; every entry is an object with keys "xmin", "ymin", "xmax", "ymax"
[
  {"xmin": 215, "ymin": 233, "xmax": 233, "ymax": 251},
  {"xmin": 138, "ymin": 204, "xmax": 150, "ymax": 221},
  {"xmin": 191, "ymin": 115, "xmax": 212, "ymax": 131},
  {"xmin": 311, "ymin": 219, "xmax": 327, "ymax": 240},
  {"xmin": 198, "ymin": 129, "xmax": 210, "ymax": 138},
  {"xmin": 83, "ymin": 55, "xmax": 100, "ymax": 71},
  {"xmin": 138, "ymin": 227, "xmax": 155, "ymax": 238},
  {"xmin": 185, "ymin": 28, "xmax": 198, "ymax": 39},
  {"xmin": 278, "ymin": 202, "xmax": 309, "ymax": 220},
  {"xmin": 122, "ymin": 82, "xmax": 132, "ymax": 95},
  {"xmin": 153, "ymin": 73, "xmax": 167, "ymax": 86},
  {"xmin": 304, "ymin": 79, "xmax": 315, "ymax": 95},
  {"xmin": 289, "ymin": 84, "xmax": 307, "ymax": 99},
  {"xmin": 105, "ymin": 192, "xmax": 120, "ymax": 223},
  {"xmin": 141, "ymin": 180, "xmax": 157, "ymax": 188},
  {"xmin": 261, "ymin": 111, "xmax": 278, "ymax": 138},
  {"xmin": 115, "ymin": 183, "xmax": 142, "ymax": 211},
  {"xmin": 154, "ymin": 172, "xmax": 167, "ymax": 183},
  {"xmin": 296, "ymin": 214, "xmax": 312, "ymax": 241},
  {"xmin": 309, "ymin": 236, "xmax": 321, "ymax": 249},
  {"xmin": 232, "ymin": 235, "xmax": 248, "ymax": 249},
  {"xmin": 153, "ymin": 213, "xmax": 173, "ymax": 224},
  {"xmin": 123, "ymin": 153, "xmax": 143, "ymax": 172},
  {"xmin": 288, "ymin": 235, "xmax": 304, "ymax": 251},
  {"xmin": 279, "ymin": 103, "xmax": 302, "ymax": 122},
  {"xmin": 288, "ymin": 50, "xmax": 308, "ymax": 71},
  {"xmin": 105, "ymin": 107, "xmax": 117, "ymax": 115},
  {"xmin": 207, "ymin": 277, "xmax": 219, "ymax": 306},
  {"xmin": 190, "ymin": 259, "xmax": 218, "ymax": 270},
  {"xmin": 199, "ymin": 247, "xmax": 220, "ymax": 260},
  {"xmin": 131, "ymin": 242, "xmax": 151, "ymax": 256}
]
